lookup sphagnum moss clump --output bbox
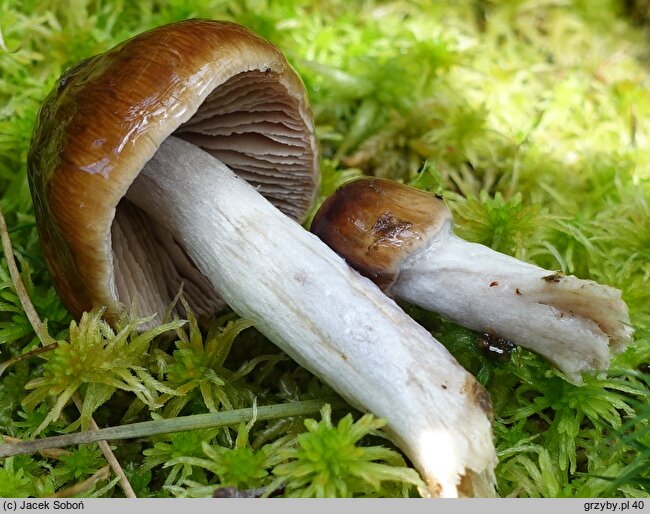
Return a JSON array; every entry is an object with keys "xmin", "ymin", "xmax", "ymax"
[
  {"xmin": 0, "ymin": 0, "xmax": 649, "ymax": 498},
  {"xmin": 270, "ymin": 405, "xmax": 424, "ymax": 498},
  {"xmin": 21, "ymin": 310, "xmax": 184, "ymax": 435},
  {"xmin": 153, "ymin": 301, "xmax": 259, "ymax": 418}
]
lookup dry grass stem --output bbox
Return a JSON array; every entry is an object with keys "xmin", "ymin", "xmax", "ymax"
[
  {"xmin": 0, "ymin": 205, "xmax": 137, "ymax": 498},
  {"xmin": 50, "ymin": 466, "xmax": 111, "ymax": 498}
]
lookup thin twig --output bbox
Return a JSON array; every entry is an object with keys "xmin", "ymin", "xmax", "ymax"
[
  {"xmin": 73, "ymin": 394, "xmax": 136, "ymax": 498},
  {"xmin": 0, "ymin": 205, "xmax": 136, "ymax": 497},
  {"xmin": 0, "ymin": 342, "xmax": 58, "ymax": 377},
  {"xmin": 0, "ymin": 206, "xmax": 45, "ymax": 341},
  {"xmin": 0, "ymin": 399, "xmax": 326, "ymax": 458}
]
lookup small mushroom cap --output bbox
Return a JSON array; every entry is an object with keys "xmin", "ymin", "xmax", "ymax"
[
  {"xmin": 310, "ymin": 178, "xmax": 451, "ymax": 290},
  {"xmin": 27, "ymin": 19, "xmax": 319, "ymax": 322}
]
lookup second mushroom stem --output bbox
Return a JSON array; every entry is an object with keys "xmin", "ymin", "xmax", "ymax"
[
  {"xmin": 391, "ymin": 231, "xmax": 632, "ymax": 381},
  {"xmin": 309, "ymin": 178, "xmax": 633, "ymax": 383},
  {"xmin": 125, "ymin": 136, "xmax": 496, "ymax": 498}
]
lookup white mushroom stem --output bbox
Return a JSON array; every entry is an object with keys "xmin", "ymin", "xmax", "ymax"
[
  {"xmin": 125, "ymin": 136, "xmax": 496, "ymax": 497},
  {"xmin": 390, "ymin": 221, "xmax": 633, "ymax": 382}
]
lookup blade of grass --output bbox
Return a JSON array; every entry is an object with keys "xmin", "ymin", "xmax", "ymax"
[{"xmin": 0, "ymin": 399, "xmax": 326, "ymax": 458}]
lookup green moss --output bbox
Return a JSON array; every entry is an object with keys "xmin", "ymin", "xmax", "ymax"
[
  {"xmin": 271, "ymin": 405, "xmax": 422, "ymax": 497},
  {"xmin": 21, "ymin": 310, "xmax": 183, "ymax": 434},
  {"xmin": 0, "ymin": 0, "xmax": 648, "ymax": 498}
]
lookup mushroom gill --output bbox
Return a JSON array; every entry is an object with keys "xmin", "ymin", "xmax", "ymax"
[{"xmin": 111, "ymin": 69, "xmax": 318, "ymax": 323}]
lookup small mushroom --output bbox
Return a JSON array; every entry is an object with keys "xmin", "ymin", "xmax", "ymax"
[
  {"xmin": 311, "ymin": 177, "xmax": 634, "ymax": 382},
  {"xmin": 27, "ymin": 20, "xmax": 496, "ymax": 497}
]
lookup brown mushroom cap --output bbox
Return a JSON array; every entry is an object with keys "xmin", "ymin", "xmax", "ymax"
[
  {"xmin": 27, "ymin": 19, "xmax": 319, "ymax": 323},
  {"xmin": 310, "ymin": 178, "xmax": 451, "ymax": 290}
]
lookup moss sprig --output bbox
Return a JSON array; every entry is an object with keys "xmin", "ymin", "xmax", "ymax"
[
  {"xmin": 164, "ymin": 421, "xmax": 286, "ymax": 496},
  {"xmin": 153, "ymin": 300, "xmax": 273, "ymax": 417},
  {"xmin": 271, "ymin": 404, "xmax": 423, "ymax": 497},
  {"xmin": 143, "ymin": 428, "xmax": 221, "ymax": 489},
  {"xmin": 22, "ymin": 309, "xmax": 183, "ymax": 434}
]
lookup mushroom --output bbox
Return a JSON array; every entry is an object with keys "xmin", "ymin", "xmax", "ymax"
[
  {"xmin": 310, "ymin": 177, "xmax": 634, "ymax": 382},
  {"xmin": 27, "ymin": 20, "xmax": 497, "ymax": 497}
]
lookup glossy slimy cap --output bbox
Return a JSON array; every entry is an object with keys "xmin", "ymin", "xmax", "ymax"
[
  {"xmin": 310, "ymin": 178, "xmax": 451, "ymax": 290},
  {"xmin": 27, "ymin": 19, "xmax": 319, "ymax": 321}
]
